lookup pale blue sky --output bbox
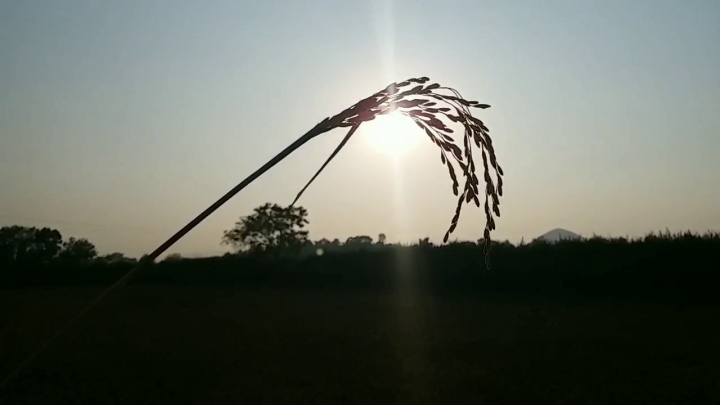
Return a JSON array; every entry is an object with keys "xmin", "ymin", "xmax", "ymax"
[{"xmin": 1, "ymin": 0, "xmax": 718, "ymax": 258}]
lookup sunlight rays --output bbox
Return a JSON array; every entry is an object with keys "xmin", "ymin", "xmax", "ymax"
[{"xmin": 371, "ymin": 0, "xmax": 397, "ymax": 83}]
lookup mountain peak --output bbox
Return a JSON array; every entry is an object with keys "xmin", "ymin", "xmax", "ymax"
[{"xmin": 533, "ymin": 228, "xmax": 582, "ymax": 243}]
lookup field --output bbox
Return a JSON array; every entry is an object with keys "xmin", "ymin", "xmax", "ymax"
[{"xmin": 2, "ymin": 281, "xmax": 719, "ymax": 404}]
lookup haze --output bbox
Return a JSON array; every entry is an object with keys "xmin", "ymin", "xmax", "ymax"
[{"xmin": 1, "ymin": 0, "xmax": 718, "ymax": 258}]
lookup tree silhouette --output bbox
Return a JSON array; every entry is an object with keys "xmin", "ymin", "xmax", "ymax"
[
  {"xmin": 97, "ymin": 252, "xmax": 136, "ymax": 264},
  {"xmin": 163, "ymin": 253, "xmax": 183, "ymax": 262},
  {"xmin": 346, "ymin": 235, "xmax": 373, "ymax": 245},
  {"xmin": 0, "ymin": 226, "xmax": 63, "ymax": 264},
  {"xmin": 315, "ymin": 238, "xmax": 331, "ymax": 246},
  {"xmin": 378, "ymin": 233, "xmax": 386, "ymax": 245},
  {"xmin": 59, "ymin": 237, "xmax": 98, "ymax": 263},
  {"xmin": 222, "ymin": 203, "xmax": 309, "ymax": 254},
  {"xmin": 418, "ymin": 237, "xmax": 433, "ymax": 247}
]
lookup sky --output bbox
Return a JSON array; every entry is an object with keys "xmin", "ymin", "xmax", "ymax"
[{"xmin": 1, "ymin": 0, "xmax": 719, "ymax": 258}]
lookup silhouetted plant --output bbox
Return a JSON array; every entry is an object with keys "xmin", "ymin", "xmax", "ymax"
[
  {"xmin": 118, "ymin": 77, "xmax": 502, "ymax": 274},
  {"xmin": 0, "ymin": 79, "xmax": 504, "ymax": 386},
  {"xmin": 290, "ymin": 77, "xmax": 503, "ymax": 267}
]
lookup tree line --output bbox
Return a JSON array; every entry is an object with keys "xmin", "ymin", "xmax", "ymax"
[
  {"xmin": 220, "ymin": 203, "xmax": 386, "ymax": 254},
  {"xmin": 0, "ymin": 225, "xmax": 138, "ymax": 266},
  {"xmin": 2, "ymin": 203, "xmax": 397, "ymax": 266},
  {"xmin": 4, "ymin": 202, "xmax": 720, "ymax": 265},
  {"xmin": 2, "ymin": 203, "xmax": 719, "ymax": 304}
]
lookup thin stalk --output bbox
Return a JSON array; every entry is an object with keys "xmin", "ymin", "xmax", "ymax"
[{"xmin": 290, "ymin": 124, "xmax": 359, "ymax": 207}]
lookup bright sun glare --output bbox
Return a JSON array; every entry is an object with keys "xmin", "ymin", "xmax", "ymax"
[{"xmin": 362, "ymin": 112, "xmax": 423, "ymax": 157}]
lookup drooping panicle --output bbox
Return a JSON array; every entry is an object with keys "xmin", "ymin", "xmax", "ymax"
[{"xmin": 292, "ymin": 78, "xmax": 504, "ymax": 268}]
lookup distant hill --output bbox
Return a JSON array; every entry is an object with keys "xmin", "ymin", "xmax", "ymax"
[{"xmin": 532, "ymin": 228, "xmax": 582, "ymax": 244}]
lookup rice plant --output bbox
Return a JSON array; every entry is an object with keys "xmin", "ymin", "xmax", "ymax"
[
  {"xmin": 290, "ymin": 77, "xmax": 503, "ymax": 266},
  {"xmin": 0, "ymin": 77, "xmax": 505, "ymax": 389},
  {"xmin": 129, "ymin": 76, "xmax": 504, "ymax": 272}
]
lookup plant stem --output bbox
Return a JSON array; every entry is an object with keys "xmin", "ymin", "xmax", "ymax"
[{"xmin": 290, "ymin": 124, "xmax": 359, "ymax": 207}]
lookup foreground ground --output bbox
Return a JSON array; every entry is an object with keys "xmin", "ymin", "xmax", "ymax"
[{"xmin": 1, "ymin": 283, "xmax": 719, "ymax": 404}]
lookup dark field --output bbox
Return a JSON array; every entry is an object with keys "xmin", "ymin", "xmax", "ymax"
[{"xmin": 2, "ymin": 282, "xmax": 719, "ymax": 404}]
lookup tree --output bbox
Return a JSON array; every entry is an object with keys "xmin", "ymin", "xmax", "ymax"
[
  {"xmin": 222, "ymin": 203, "xmax": 309, "ymax": 254},
  {"xmin": 163, "ymin": 253, "xmax": 183, "ymax": 262},
  {"xmin": 0, "ymin": 226, "xmax": 63, "ymax": 264},
  {"xmin": 139, "ymin": 254, "xmax": 154, "ymax": 264},
  {"xmin": 346, "ymin": 235, "xmax": 373, "ymax": 245},
  {"xmin": 378, "ymin": 233, "xmax": 386, "ymax": 245},
  {"xmin": 33, "ymin": 227, "xmax": 64, "ymax": 262},
  {"xmin": 59, "ymin": 237, "xmax": 98, "ymax": 263},
  {"xmin": 96, "ymin": 252, "xmax": 136, "ymax": 264},
  {"xmin": 418, "ymin": 237, "xmax": 433, "ymax": 247}
]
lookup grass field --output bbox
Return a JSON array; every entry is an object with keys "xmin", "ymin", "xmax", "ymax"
[{"xmin": 1, "ymin": 282, "xmax": 719, "ymax": 404}]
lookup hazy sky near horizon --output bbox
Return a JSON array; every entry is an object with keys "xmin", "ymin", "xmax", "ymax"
[{"xmin": 1, "ymin": 0, "xmax": 719, "ymax": 257}]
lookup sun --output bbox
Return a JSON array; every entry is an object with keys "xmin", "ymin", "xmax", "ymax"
[{"xmin": 362, "ymin": 112, "xmax": 423, "ymax": 157}]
